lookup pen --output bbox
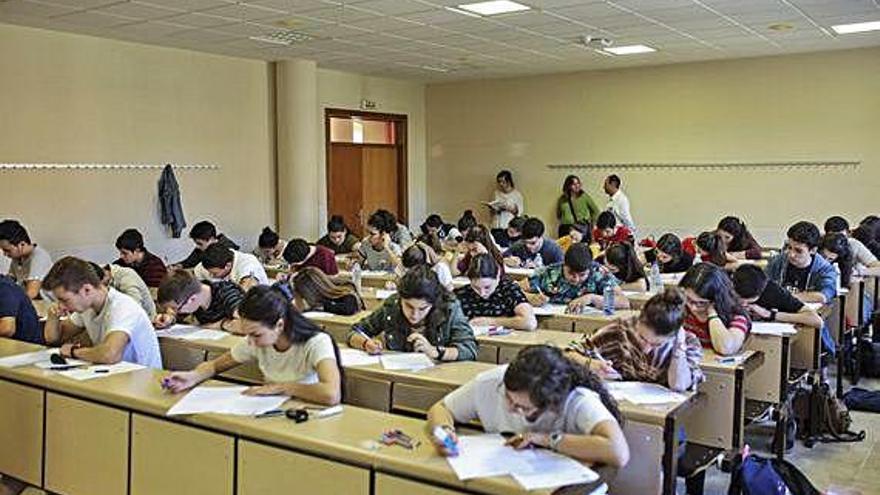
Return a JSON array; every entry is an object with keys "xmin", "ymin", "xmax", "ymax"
[
  {"xmin": 93, "ymin": 369, "xmax": 110, "ymax": 374},
  {"xmin": 255, "ymin": 409, "xmax": 285, "ymax": 419}
]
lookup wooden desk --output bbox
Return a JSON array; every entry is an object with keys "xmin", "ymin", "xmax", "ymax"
[
  {"xmin": 538, "ymin": 309, "xmax": 641, "ymax": 334},
  {"xmin": 338, "ymin": 270, "xmax": 398, "ymax": 289},
  {"xmin": 306, "ymin": 311, "xmax": 371, "ymax": 343}
]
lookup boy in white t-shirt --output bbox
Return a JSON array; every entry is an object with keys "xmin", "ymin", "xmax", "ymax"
[
  {"xmin": 426, "ymin": 345, "xmax": 629, "ymax": 468},
  {"xmin": 194, "ymin": 244, "xmax": 269, "ymax": 291},
  {"xmin": 0, "ymin": 219, "xmax": 53, "ymax": 299},
  {"xmin": 42, "ymin": 257, "xmax": 162, "ymax": 369}
]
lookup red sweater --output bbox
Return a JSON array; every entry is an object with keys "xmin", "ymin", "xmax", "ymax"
[
  {"xmin": 301, "ymin": 245, "xmax": 339, "ymax": 275},
  {"xmin": 593, "ymin": 226, "xmax": 633, "ymax": 248}
]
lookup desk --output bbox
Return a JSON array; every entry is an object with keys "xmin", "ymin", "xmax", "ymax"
[
  {"xmin": 338, "ymin": 270, "xmax": 397, "ymax": 289},
  {"xmin": 306, "ymin": 311, "xmax": 371, "ymax": 342},
  {"xmin": 538, "ymin": 309, "xmax": 641, "ymax": 333}
]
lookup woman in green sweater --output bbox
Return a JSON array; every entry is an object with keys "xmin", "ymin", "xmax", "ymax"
[{"xmin": 557, "ymin": 174, "xmax": 600, "ymax": 237}]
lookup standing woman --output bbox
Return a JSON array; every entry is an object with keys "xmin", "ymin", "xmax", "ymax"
[
  {"xmin": 716, "ymin": 217, "xmax": 762, "ymax": 260},
  {"xmin": 488, "ymin": 170, "xmax": 524, "ymax": 230},
  {"xmin": 557, "ymin": 175, "xmax": 600, "ymax": 238}
]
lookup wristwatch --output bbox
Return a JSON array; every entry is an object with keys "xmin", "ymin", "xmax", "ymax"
[
  {"xmin": 549, "ymin": 431, "xmax": 564, "ymax": 451},
  {"xmin": 436, "ymin": 346, "xmax": 446, "ymax": 360},
  {"xmin": 769, "ymin": 309, "xmax": 778, "ymax": 322}
]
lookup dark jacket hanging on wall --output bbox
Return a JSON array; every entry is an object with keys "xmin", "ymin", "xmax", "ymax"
[{"xmin": 158, "ymin": 164, "xmax": 187, "ymax": 238}]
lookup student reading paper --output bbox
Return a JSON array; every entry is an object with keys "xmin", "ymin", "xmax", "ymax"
[
  {"xmin": 732, "ymin": 264, "xmax": 823, "ymax": 329},
  {"xmin": 679, "ymin": 263, "xmax": 751, "ymax": 356},
  {"xmin": 176, "ymin": 220, "xmax": 240, "ymax": 269},
  {"xmin": 154, "ymin": 270, "xmax": 244, "ymax": 334},
  {"xmin": 193, "ymin": 244, "xmax": 269, "ymax": 291},
  {"xmin": 288, "ymin": 267, "xmax": 364, "ymax": 316},
  {"xmin": 0, "ymin": 219, "xmax": 53, "ymax": 299},
  {"xmin": 162, "ymin": 286, "xmax": 342, "ymax": 406},
  {"xmin": 426, "ymin": 345, "xmax": 629, "ymax": 468},
  {"xmin": 455, "ymin": 254, "xmax": 537, "ymax": 331},
  {"xmin": 113, "ymin": 228, "xmax": 168, "ymax": 288},
  {"xmin": 316, "ymin": 215, "xmax": 360, "ymax": 255},
  {"xmin": 253, "ymin": 226, "xmax": 288, "ymax": 267}
]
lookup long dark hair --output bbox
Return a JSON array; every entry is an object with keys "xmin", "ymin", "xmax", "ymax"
[
  {"xmin": 504, "ymin": 345, "xmax": 622, "ymax": 424},
  {"xmin": 696, "ymin": 231, "xmax": 728, "ymax": 268},
  {"xmin": 717, "ymin": 216, "xmax": 757, "ymax": 252},
  {"xmin": 820, "ymin": 233, "xmax": 853, "ymax": 287},
  {"xmin": 604, "ymin": 243, "xmax": 645, "ymax": 284},
  {"xmin": 679, "ymin": 263, "xmax": 747, "ymax": 327},
  {"xmin": 466, "ymin": 253, "xmax": 501, "ymax": 280},
  {"xmin": 853, "ymin": 216, "xmax": 880, "ymax": 258},
  {"xmin": 640, "ymin": 287, "xmax": 686, "ymax": 336},
  {"xmin": 562, "ymin": 174, "xmax": 582, "ymax": 197},
  {"xmin": 291, "ymin": 267, "xmax": 364, "ymax": 311},
  {"xmin": 656, "ymin": 233, "xmax": 687, "ymax": 270},
  {"xmin": 466, "ymin": 225, "xmax": 505, "ymax": 268}
]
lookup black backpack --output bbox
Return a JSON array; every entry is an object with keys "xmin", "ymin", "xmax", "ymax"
[
  {"xmin": 843, "ymin": 387, "xmax": 880, "ymax": 413},
  {"xmin": 727, "ymin": 452, "xmax": 820, "ymax": 495},
  {"xmin": 858, "ymin": 338, "xmax": 880, "ymax": 377},
  {"xmin": 790, "ymin": 381, "xmax": 865, "ymax": 445}
]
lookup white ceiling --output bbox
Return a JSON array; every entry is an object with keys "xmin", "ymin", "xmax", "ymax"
[{"xmin": 1, "ymin": 0, "xmax": 879, "ymax": 81}]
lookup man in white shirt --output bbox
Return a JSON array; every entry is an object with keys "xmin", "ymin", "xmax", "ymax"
[
  {"xmin": 100, "ymin": 263, "xmax": 157, "ymax": 318},
  {"xmin": 0, "ymin": 219, "xmax": 53, "ymax": 299},
  {"xmin": 824, "ymin": 216, "xmax": 880, "ymax": 275},
  {"xmin": 603, "ymin": 174, "xmax": 636, "ymax": 233},
  {"xmin": 42, "ymin": 256, "xmax": 162, "ymax": 369},
  {"xmin": 194, "ymin": 244, "xmax": 269, "ymax": 291}
]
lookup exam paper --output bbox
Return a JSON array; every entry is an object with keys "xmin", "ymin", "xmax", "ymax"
[
  {"xmin": 375, "ymin": 289, "xmax": 396, "ymax": 299},
  {"xmin": 57, "ymin": 362, "xmax": 146, "ymax": 381},
  {"xmin": 379, "ymin": 353, "xmax": 434, "ymax": 370},
  {"xmin": 606, "ymin": 381, "xmax": 688, "ymax": 405},
  {"xmin": 302, "ymin": 311, "xmax": 335, "ymax": 319},
  {"xmin": 532, "ymin": 304, "xmax": 568, "ymax": 316},
  {"xmin": 156, "ymin": 325, "xmax": 227, "ymax": 341},
  {"xmin": 339, "ymin": 348, "xmax": 381, "ymax": 367},
  {"xmin": 166, "ymin": 385, "xmax": 286, "ymax": 416},
  {"xmin": 0, "ymin": 349, "xmax": 54, "ymax": 368},
  {"xmin": 751, "ymin": 322, "xmax": 798, "ymax": 336},
  {"xmin": 506, "ymin": 267, "xmax": 534, "ymax": 277}
]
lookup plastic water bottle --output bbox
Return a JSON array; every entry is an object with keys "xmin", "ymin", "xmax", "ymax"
[
  {"xmin": 833, "ymin": 263, "xmax": 842, "ymax": 293},
  {"xmin": 351, "ymin": 262, "xmax": 363, "ymax": 294},
  {"xmin": 603, "ymin": 285, "xmax": 614, "ymax": 316},
  {"xmin": 650, "ymin": 261, "xmax": 663, "ymax": 294}
]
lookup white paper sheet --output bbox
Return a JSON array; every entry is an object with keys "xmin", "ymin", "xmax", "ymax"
[
  {"xmin": 606, "ymin": 381, "xmax": 688, "ymax": 405},
  {"xmin": 339, "ymin": 348, "xmax": 381, "ymax": 367},
  {"xmin": 805, "ymin": 302, "xmax": 823, "ymax": 312},
  {"xmin": 506, "ymin": 267, "xmax": 535, "ymax": 277},
  {"xmin": 302, "ymin": 311, "xmax": 335, "ymax": 319},
  {"xmin": 447, "ymin": 435, "xmax": 513, "ymax": 480},
  {"xmin": 379, "ymin": 353, "xmax": 435, "ymax": 370},
  {"xmin": 375, "ymin": 289, "xmax": 396, "ymax": 299},
  {"xmin": 750, "ymin": 322, "xmax": 798, "ymax": 336},
  {"xmin": 156, "ymin": 324, "xmax": 228, "ymax": 341},
  {"xmin": 57, "ymin": 361, "xmax": 146, "ymax": 381},
  {"xmin": 510, "ymin": 448, "xmax": 599, "ymax": 490},
  {"xmin": 362, "ymin": 270, "xmax": 392, "ymax": 278},
  {"xmin": 0, "ymin": 349, "xmax": 54, "ymax": 368},
  {"xmin": 451, "ymin": 277, "xmax": 470, "ymax": 288},
  {"xmin": 471, "ymin": 325, "xmax": 490, "ymax": 336},
  {"xmin": 34, "ymin": 356, "xmax": 89, "ymax": 369},
  {"xmin": 532, "ymin": 304, "xmax": 568, "ymax": 316},
  {"xmin": 166, "ymin": 385, "xmax": 287, "ymax": 416}
]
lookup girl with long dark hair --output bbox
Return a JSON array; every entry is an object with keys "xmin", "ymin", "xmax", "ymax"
[
  {"xmin": 716, "ymin": 216, "xmax": 762, "ymax": 260},
  {"xmin": 679, "ymin": 263, "xmax": 751, "ymax": 355},
  {"xmin": 602, "ymin": 243, "xmax": 647, "ymax": 291}
]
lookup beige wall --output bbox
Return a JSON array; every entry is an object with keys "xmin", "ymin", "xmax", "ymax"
[
  {"xmin": 0, "ymin": 23, "xmax": 274, "ymax": 264},
  {"xmin": 426, "ymin": 47, "xmax": 880, "ymax": 245}
]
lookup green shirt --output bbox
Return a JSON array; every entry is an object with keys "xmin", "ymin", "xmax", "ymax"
[
  {"xmin": 528, "ymin": 262, "xmax": 618, "ymax": 304},
  {"xmin": 558, "ymin": 193, "xmax": 600, "ymax": 225}
]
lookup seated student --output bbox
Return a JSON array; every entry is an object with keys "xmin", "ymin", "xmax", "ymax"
[
  {"xmin": 426, "ymin": 345, "xmax": 629, "ymax": 468},
  {"xmin": 492, "ymin": 215, "xmax": 526, "ymax": 249},
  {"xmin": 421, "ymin": 214, "xmax": 462, "ymax": 244},
  {"xmin": 766, "ymin": 222, "xmax": 837, "ymax": 305},
  {"xmin": 455, "ymin": 254, "xmax": 537, "ymax": 331},
  {"xmin": 373, "ymin": 209, "xmax": 413, "ymax": 248},
  {"xmin": 457, "ymin": 209, "xmax": 478, "ymax": 240},
  {"xmin": 567, "ymin": 288, "xmax": 703, "ymax": 392},
  {"xmin": 162, "ymin": 286, "xmax": 342, "ymax": 406},
  {"xmin": 556, "ymin": 222, "xmax": 592, "ymax": 254},
  {"xmin": 504, "ymin": 217, "xmax": 564, "ymax": 268},
  {"xmin": 0, "ymin": 274, "xmax": 43, "ymax": 344},
  {"xmin": 42, "ymin": 257, "xmax": 162, "ymax": 368},
  {"xmin": 696, "ymin": 231, "xmax": 738, "ymax": 271},
  {"xmin": 176, "ymin": 220, "xmax": 240, "ymax": 269},
  {"xmin": 402, "ymin": 243, "xmax": 454, "ymax": 291},
  {"xmin": 653, "ymin": 233, "xmax": 695, "ymax": 273},
  {"xmin": 732, "ymin": 264, "xmax": 823, "ymax": 329},
  {"xmin": 289, "ymin": 267, "xmax": 364, "ymax": 316},
  {"xmin": 316, "ymin": 215, "xmax": 360, "ymax": 255},
  {"xmin": 194, "ymin": 244, "xmax": 269, "ymax": 291},
  {"xmin": 357, "ymin": 212, "xmax": 403, "ymax": 271},
  {"xmin": 283, "ymin": 239, "xmax": 338, "ymax": 276},
  {"xmin": 592, "ymin": 211, "xmax": 632, "ymax": 251},
  {"xmin": 679, "ymin": 263, "xmax": 751, "ymax": 355},
  {"xmin": 602, "ymin": 243, "xmax": 648, "ymax": 291},
  {"xmin": 455, "ymin": 225, "xmax": 506, "ymax": 277},
  {"xmin": 819, "ymin": 233, "xmax": 853, "ymax": 289},
  {"xmin": 852, "ymin": 216, "xmax": 880, "ymax": 259},
  {"xmin": 0, "ymin": 219, "xmax": 53, "ymax": 299},
  {"xmin": 347, "ymin": 266, "xmax": 477, "ymax": 361},
  {"xmin": 90, "ymin": 263, "xmax": 156, "ymax": 319},
  {"xmin": 253, "ymin": 227, "xmax": 287, "ymax": 267},
  {"xmin": 155, "ymin": 270, "xmax": 244, "ymax": 333},
  {"xmin": 824, "ymin": 216, "xmax": 880, "ymax": 275},
  {"xmin": 716, "ymin": 216, "xmax": 762, "ymax": 260},
  {"xmin": 113, "ymin": 228, "xmax": 168, "ymax": 288},
  {"xmin": 520, "ymin": 243, "xmax": 630, "ymax": 311}
]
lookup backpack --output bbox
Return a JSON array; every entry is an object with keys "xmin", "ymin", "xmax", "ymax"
[
  {"xmin": 858, "ymin": 338, "xmax": 880, "ymax": 377},
  {"xmin": 727, "ymin": 449, "xmax": 820, "ymax": 495},
  {"xmin": 843, "ymin": 387, "xmax": 880, "ymax": 413},
  {"xmin": 791, "ymin": 380, "xmax": 865, "ymax": 445}
]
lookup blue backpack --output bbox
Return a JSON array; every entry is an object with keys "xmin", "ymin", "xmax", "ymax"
[
  {"xmin": 843, "ymin": 387, "xmax": 880, "ymax": 413},
  {"xmin": 727, "ymin": 452, "xmax": 820, "ymax": 495}
]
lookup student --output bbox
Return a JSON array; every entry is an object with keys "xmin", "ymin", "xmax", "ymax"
[
  {"xmin": 316, "ymin": 215, "xmax": 360, "ymax": 255},
  {"xmin": 679, "ymin": 263, "xmax": 751, "ymax": 356},
  {"xmin": 155, "ymin": 270, "xmax": 244, "ymax": 333},
  {"xmin": 766, "ymin": 222, "xmax": 837, "ymax": 305},
  {"xmin": 455, "ymin": 254, "xmax": 537, "ymax": 331},
  {"xmin": 603, "ymin": 174, "xmax": 636, "ymax": 232},
  {"xmin": 162, "ymin": 286, "xmax": 342, "ymax": 406},
  {"xmin": 421, "ymin": 214, "xmax": 462, "ymax": 244},
  {"xmin": 819, "ymin": 233, "xmax": 853, "ymax": 289},
  {"xmin": 113, "ymin": 228, "xmax": 168, "ymax": 288},
  {"xmin": 732, "ymin": 264, "xmax": 823, "ymax": 329},
  {"xmin": 717, "ymin": 216, "xmax": 762, "ymax": 260},
  {"xmin": 504, "ymin": 217, "xmax": 564, "ymax": 268},
  {"xmin": 176, "ymin": 220, "xmax": 240, "ymax": 269},
  {"xmin": 347, "ymin": 266, "xmax": 477, "ymax": 361},
  {"xmin": 521, "ymin": 243, "xmax": 629, "ymax": 311},
  {"xmin": 289, "ymin": 267, "xmax": 364, "ymax": 316},
  {"xmin": 356, "ymin": 213, "xmax": 403, "ymax": 271},
  {"xmin": 602, "ymin": 243, "xmax": 648, "ymax": 292},
  {"xmin": 426, "ymin": 345, "xmax": 629, "ymax": 468},
  {"xmin": 0, "ymin": 219, "xmax": 53, "ymax": 299},
  {"xmin": 283, "ymin": 239, "xmax": 338, "ymax": 276},
  {"xmin": 592, "ymin": 211, "xmax": 633, "ymax": 251},
  {"xmin": 455, "ymin": 225, "xmax": 506, "ymax": 277},
  {"xmin": 457, "ymin": 210, "xmax": 478, "ymax": 239},
  {"xmin": 557, "ymin": 175, "xmax": 600, "ymax": 238},
  {"xmin": 91, "ymin": 263, "xmax": 156, "ymax": 319},
  {"xmin": 253, "ymin": 226, "xmax": 287, "ymax": 267},
  {"xmin": 0, "ymin": 274, "xmax": 43, "ymax": 344},
  {"xmin": 402, "ymin": 243, "xmax": 454, "ymax": 291},
  {"xmin": 696, "ymin": 231, "xmax": 737, "ymax": 270},
  {"xmin": 487, "ymin": 170, "xmax": 524, "ymax": 230},
  {"xmin": 567, "ymin": 288, "xmax": 703, "ymax": 392},
  {"xmin": 42, "ymin": 257, "xmax": 162, "ymax": 368},
  {"xmin": 374, "ymin": 209, "xmax": 413, "ymax": 248},
  {"xmin": 492, "ymin": 215, "xmax": 526, "ymax": 249},
  {"xmin": 653, "ymin": 233, "xmax": 695, "ymax": 273},
  {"xmin": 852, "ymin": 216, "xmax": 880, "ymax": 259},
  {"xmin": 556, "ymin": 222, "xmax": 592, "ymax": 254},
  {"xmin": 824, "ymin": 216, "xmax": 880, "ymax": 275},
  {"xmin": 194, "ymin": 244, "xmax": 269, "ymax": 291}
]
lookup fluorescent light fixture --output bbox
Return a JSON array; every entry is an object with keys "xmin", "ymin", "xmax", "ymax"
[
  {"xmin": 831, "ymin": 20, "xmax": 880, "ymax": 34},
  {"xmin": 603, "ymin": 44, "xmax": 656, "ymax": 55},
  {"xmin": 456, "ymin": 0, "xmax": 530, "ymax": 16}
]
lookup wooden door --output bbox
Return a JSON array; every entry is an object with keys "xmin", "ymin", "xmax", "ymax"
[
  {"xmin": 362, "ymin": 145, "xmax": 399, "ymax": 221},
  {"xmin": 327, "ymin": 144, "xmax": 364, "ymax": 236}
]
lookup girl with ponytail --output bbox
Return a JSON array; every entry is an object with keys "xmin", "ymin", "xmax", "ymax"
[{"xmin": 163, "ymin": 285, "xmax": 342, "ymax": 405}]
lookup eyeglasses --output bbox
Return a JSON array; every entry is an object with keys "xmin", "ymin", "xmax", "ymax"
[
  {"xmin": 685, "ymin": 294, "xmax": 711, "ymax": 309},
  {"xmin": 504, "ymin": 390, "xmax": 541, "ymax": 417}
]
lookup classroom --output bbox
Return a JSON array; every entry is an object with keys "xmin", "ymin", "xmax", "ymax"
[{"xmin": 1, "ymin": 0, "xmax": 879, "ymax": 494}]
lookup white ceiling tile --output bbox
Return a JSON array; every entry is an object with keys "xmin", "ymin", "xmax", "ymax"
[
  {"xmin": 95, "ymin": 1, "xmax": 185, "ymax": 20},
  {"xmin": 36, "ymin": 0, "xmax": 123, "ymax": 8},
  {"xmin": 348, "ymin": 15, "xmax": 424, "ymax": 30},
  {"xmin": 106, "ymin": 19, "xmax": 187, "ymax": 37},
  {"xmin": 291, "ymin": 5, "xmax": 381, "ymax": 23},
  {"xmin": 54, "ymin": 9, "xmax": 137, "ymax": 27},
  {"xmin": 167, "ymin": 27, "xmax": 238, "ymax": 42},
  {"xmin": 140, "ymin": 0, "xmax": 236, "ymax": 11},
  {"xmin": 342, "ymin": 0, "xmax": 433, "ymax": 16},
  {"xmin": 245, "ymin": 0, "xmax": 343, "ymax": 13},
  {"xmin": 198, "ymin": 2, "xmax": 289, "ymax": 22},
  {"xmin": 0, "ymin": 0, "xmax": 79, "ymax": 17},
  {"xmin": 159, "ymin": 11, "xmax": 239, "ymax": 28}
]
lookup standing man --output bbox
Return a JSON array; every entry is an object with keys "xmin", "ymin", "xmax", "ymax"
[{"xmin": 603, "ymin": 175, "xmax": 636, "ymax": 234}]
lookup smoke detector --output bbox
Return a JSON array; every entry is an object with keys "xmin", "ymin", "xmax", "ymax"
[{"xmin": 579, "ymin": 35, "xmax": 613, "ymax": 48}]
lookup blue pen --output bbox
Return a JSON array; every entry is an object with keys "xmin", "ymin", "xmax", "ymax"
[{"xmin": 433, "ymin": 426, "xmax": 459, "ymax": 456}]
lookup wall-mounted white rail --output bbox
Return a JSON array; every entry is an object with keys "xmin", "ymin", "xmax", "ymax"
[
  {"xmin": 0, "ymin": 163, "xmax": 219, "ymax": 171},
  {"xmin": 546, "ymin": 160, "xmax": 859, "ymax": 171}
]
